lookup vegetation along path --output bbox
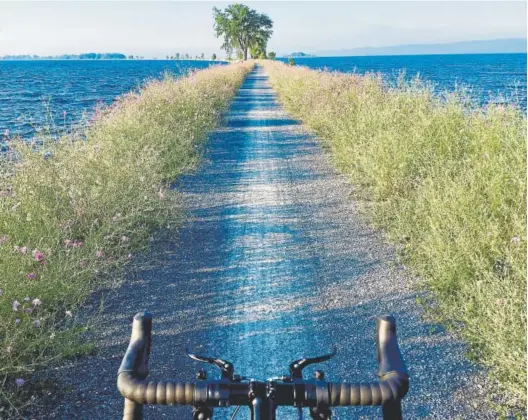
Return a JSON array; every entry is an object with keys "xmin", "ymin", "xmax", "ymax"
[{"xmin": 38, "ymin": 65, "xmax": 497, "ymax": 419}]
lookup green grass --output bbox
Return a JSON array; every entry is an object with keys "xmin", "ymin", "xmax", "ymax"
[
  {"xmin": 0, "ymin": 62, "xmax": 253, "ymax": 412},
  {"xmin": 262, "ymin": 60, "xmax": 526, "ymax": 409}
]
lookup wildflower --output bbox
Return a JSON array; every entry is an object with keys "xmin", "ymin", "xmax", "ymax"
[
  {"xmin": 65, "ymin": 310, "xmax": 73, "ymax": 317},
  {"xmin": 32, "ymin": 249, "xmax": 46, "ymax": 262},
  {"xmin": 26, "ymin": 272, "xmax": 36, "ymax": 280},
  {"xmin": 112, "ymin": 213, "xmax": 121, "ymax": 222},
  {"xmin": 23, "ymin": 296, "xmax": 30, "ymax": 301},
  {"xmin": 15, "ymin": 319, "xmax": 20, "ymax": 325},
  {"xmin": 121, "ymin": 235, "xmax": 130, "ymax": 242},
  {"xmin": 511, "ymin": 236, "xmax": 520, "ymax": 244},
  {"xmin": 24, "ymin": 308, "xmax": 33, "ymax": 314},
  {"xmin": 12, "ymin": 300, "xmax": 20, "ymax": 311},
  {"xmin": 79, "ymin": 259, "xmax": 88, "ymax": 268},
  {"xmin": 96, "ymin": 250, "xmax": 103, "ymax": 258},
  {"xmin": 0, "ymin": 234, "xmax": 8, "ymax": 244},
  {"xmin": 63, "ymin": 111, "xmax": 67, "ymax": 117},
  {"xmin": 6, "ymin": 346, "xmax": 13, "ymax": 355},
  {"xmin": 158, "ymin": 188, "xmax": 165, "ymax": 200},
  {"xmin": 32, "ymin": 298, "xmax": 42, "ymax": 307},
  {"xmin": 34, "ymin": 319, "xmax": 41, "ymax": 328},
  {"xmin": 14, "ymin": 245, "xmax": 27, "ymax": 254},
  {"xmin": 64, "ymin": 239, "xmax": 73, "ymax": 247},
  {"xmin": 127, "ymin": 253, "xmax": 133, "ymax": 260},
  {"xmin": 15, "ymin": 378, "xmax": 24, "ymax": 387}
]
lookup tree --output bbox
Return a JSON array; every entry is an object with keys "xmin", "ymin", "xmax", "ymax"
[
  {"xmin": 200, "ymin": 53, "xmax": 205, "ymax": 60},
  {"xmin": 250, "ymin": 44, "xmax": 266, "ymax": 59},
  {"xmin": 212, "ymin": 53, "xmax": 217, "ymax": 60},
  {"xmin": 213, "ymin": 4, "xmax": 273, "ymax": 61},
  {"xmin": 268, "ymin": 51, "xmax": 276, "ymax": 60},
  {"xmin": 175, "ymin": 53, "xmax": 180, "ymax": 59}
]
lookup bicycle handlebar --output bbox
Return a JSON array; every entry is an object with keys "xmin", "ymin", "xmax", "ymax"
[{"xmin": 117, "ymin": 313, "xmax": 409, "ymax": 419}]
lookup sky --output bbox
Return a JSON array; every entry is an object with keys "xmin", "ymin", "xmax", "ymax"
[{"xmin": 0, "ymin": 1, "xmax": 526, "ymax": 57}]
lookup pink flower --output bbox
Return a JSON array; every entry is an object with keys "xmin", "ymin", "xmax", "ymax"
[
  {"xmin": 26, "ymin": 272, "xmax": 36, "ymax": 280},
  {"xmin": 96, "ymin": 250, "xmax": 103, "ymax": 258},
  {"xmin": 32, "ymin": 298, "xmax": 42, "ymax": 307},
  {"xmin": 32, "ymin": 249, "xmax": 45, "ymax": 262},
  {"xmin": 15, "ymin": 378, "xmax": 24, "ymax": 387},
  {"xmin": 12, "ymin": 300, "xmax": 20, "ymax": 311},
  {"xmin": 73, "ymin": 241, "xmax": 83, "ymax": 248}
]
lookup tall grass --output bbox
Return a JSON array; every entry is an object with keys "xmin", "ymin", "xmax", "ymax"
[
  {"xmin": 262, "ymin": 60, "xmax": 526, "ymax": 408},
  {"xmin": 0, "ymin": 62, "xmax": 253, "ymax": 411}
]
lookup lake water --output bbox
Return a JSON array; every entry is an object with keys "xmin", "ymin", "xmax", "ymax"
[
  {"xmin": 280, "ymin": 53, "xmax": 526, "ymax": 109},
  {"xmin": 0, "ymin": 54, "xmax": 526, "ymax": 141},
  {"xmin": 0, "ymin": 60, "xmax": 221, "ymax": 139}
]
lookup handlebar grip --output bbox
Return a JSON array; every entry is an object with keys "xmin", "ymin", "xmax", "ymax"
[
  {"xmin": 376, "ymin": 315, "xmax": 408, "ymax": 378},
  {"xmin": 328, "ymin": 382, "xmax": 397, "ymax": 406},
  {"xmin": 118, "ymin": 374, "xmax": 195, "ymax": 405}
]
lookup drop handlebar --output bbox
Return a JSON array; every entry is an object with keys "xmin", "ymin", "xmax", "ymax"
[{"xmin": 117, "ymin": 312, "xmax": 409, "ymax": 419}]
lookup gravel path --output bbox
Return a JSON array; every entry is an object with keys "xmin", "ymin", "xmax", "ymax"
[{"xmin": 33, "ymin": 65, "xmax": 497, "ymax": 419}]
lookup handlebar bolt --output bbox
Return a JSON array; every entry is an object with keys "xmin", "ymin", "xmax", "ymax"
[
  {"xmin": 196, "ymin": 368, "xmax": 207, "ymax": 380},
  {"xmin": 314, "ymin": 370, "xmax": 325, "ymax": 380}
]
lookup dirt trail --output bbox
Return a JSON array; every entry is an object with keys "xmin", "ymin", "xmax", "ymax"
[{"xmin": 36, "ymin": 65, "xmax": 495, "ymax": 419}]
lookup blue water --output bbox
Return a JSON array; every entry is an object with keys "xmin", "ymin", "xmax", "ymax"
[
  {"xmin": 0, "ymin": 60, "xmax": 222, "ymax": 139},
  {"xmin": 280, "ymin": 53, "xmax": 527, "ymax": 109},
  {"xmin": 0, "ymin": 54, "xmax": 525, "ymax": 142}
]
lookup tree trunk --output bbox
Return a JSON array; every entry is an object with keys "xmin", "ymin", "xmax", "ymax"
[{"xmin": 244, "ymin": 47, "xmax": 248, "ymax": 61}]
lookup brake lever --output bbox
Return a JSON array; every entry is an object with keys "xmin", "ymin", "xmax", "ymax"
[
  {"xmin": 289, "ymin": 346, "xmax": 337, "ymax": 379},
  {"xmin": 185, "ymin": 348, "xmax": 235, "ymax": 380}
]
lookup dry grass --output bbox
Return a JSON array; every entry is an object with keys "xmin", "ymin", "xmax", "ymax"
[
  {"xmin": 0, "ymin": 62, "xmax": 253, "ymax": 412},
  {"xmin": 262, "ymin": 60, "xmax": 526, "ymax": 409}
]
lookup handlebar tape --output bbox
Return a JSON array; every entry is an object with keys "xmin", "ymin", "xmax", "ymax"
[
  {"xmin": 328, "ymin": 374, "xmax": 408, "ymax": 406},
  {"xmin": 118, "ymin": 374, "xmax": 195, "ymax": 405}
]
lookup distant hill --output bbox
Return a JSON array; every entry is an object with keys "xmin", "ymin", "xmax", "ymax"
[{"xmin": 313, "ymin": 38, "xmax": 527, "ymax": 57}]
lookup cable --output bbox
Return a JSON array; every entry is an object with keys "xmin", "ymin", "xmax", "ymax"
[{"xmin": 230, "ymin": 405, "xmax": 241, "ymax": 420}]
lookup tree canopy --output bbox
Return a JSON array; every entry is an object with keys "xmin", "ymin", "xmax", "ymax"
[{"xmin": 213, "ymin": 4, "xmax": 273, "ymax": 61}]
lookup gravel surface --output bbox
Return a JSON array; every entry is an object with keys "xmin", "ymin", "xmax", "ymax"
[{"xmin": 30, "ymin": 65, "xmax": 499, "ymax": 419}]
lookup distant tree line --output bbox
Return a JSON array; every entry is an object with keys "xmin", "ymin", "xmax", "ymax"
[
  {"xmin": 164, "ymin": 53, "xmax": 220, "ymax": 61},
  {"xmin": 1, "ymin": 53, "xmax": 128, "ymax": 60}
]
